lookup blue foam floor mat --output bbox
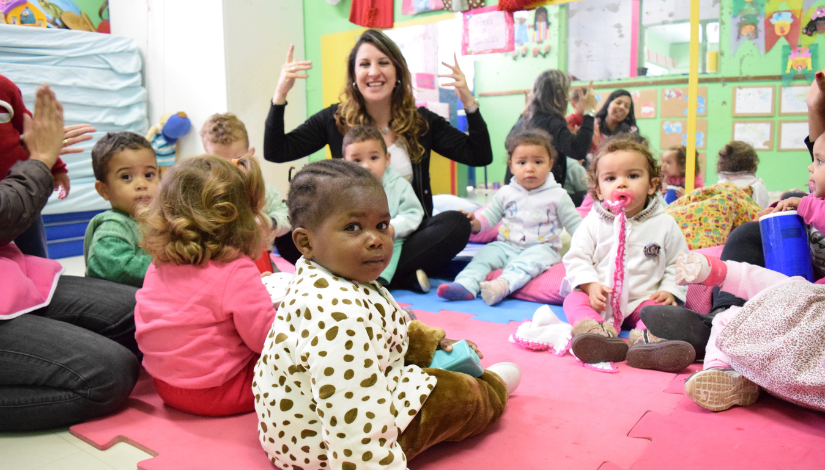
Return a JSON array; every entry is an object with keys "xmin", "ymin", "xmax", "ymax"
[
  {"xmin": 390, "ymin": 278, "xmax": 630, "ymax": 338},
  {"xmin": 390, "ymin": 278, "xmax": 565, "ymax": 325}
]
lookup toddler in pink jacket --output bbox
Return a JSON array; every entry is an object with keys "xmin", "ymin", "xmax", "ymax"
[{"xmin": 135, "ymin": 155, "xmax": 276, "ymax": 416}]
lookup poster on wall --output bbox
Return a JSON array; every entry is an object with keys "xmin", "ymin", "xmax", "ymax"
[
  {"xmin": 783, "ymin": 44, "xmax": 818, "ymax": 86},
  {"xmin": 733, "ymin": 121, "xmax": 774, "ymax": 150},
  {"xmin": 660, "ymin": 86, "xmax": 708, "ymax": 118},
  {"xmin": 778, "ymin": 121, "xmax": 810, "ymax": 150},
  {"xmin": 660, "ymin": 119, "xmax": 708, "ymax": 149},
  {"xmin": 800, "ymin": 6, "xmax": 825, "ymax": 47},
  {"xmin": 510, "ymin": 7, "xmax": 553, "ymax": 60},
  {"xmin": 385, "ymin": 24, "xmax": 440, "ymax": 103},
  {"xmin": 765, "ymin": 10, "xmax": 801, "ymax": 52},
  {"xmin": 732, "ymin": 86, "xmax": 775, "ymax": 116},
  {"xmin": 462, "ymin": 5, "xmax": 514, "ymax": 55},
  {"xmin": 731, "ymin": 2, "xmax": 766, "ymax": 56}
]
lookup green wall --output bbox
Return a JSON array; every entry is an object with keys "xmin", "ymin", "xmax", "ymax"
[{"xmin": 302, "ymin": 0, "xmax": 823, "ymax": 192}]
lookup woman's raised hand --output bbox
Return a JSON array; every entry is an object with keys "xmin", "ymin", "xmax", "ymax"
[
  {"xmin": 60, "ymin": 123, "xmax": 96, "ymax": 155},
  {"xmin": 582, "ymin": 81, "xmax": 598, "ymax": 112},
  {"xmin": 439, "ymin": 53, "xmax": 474, "ymax": 108},
  {"xmin": 273, "ymin": 44, "xmax": 312, "ymax": 105}
]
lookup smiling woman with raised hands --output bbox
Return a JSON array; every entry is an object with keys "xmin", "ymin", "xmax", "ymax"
[{"xmin": 264, "ymin": 29, "xmax": 493, "ymax": 291}]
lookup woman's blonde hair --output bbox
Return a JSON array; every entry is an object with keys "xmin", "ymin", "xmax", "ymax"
[
  {"xmin": 335, "ymin": 29, "xmax": 428, "ymax": 163},
  {"xmin": 587, "ymin": 137, "xmax": 662, "ymax": 201},
  {"xmin": 140, "ymin": 155, "xmax": 269, "ymax": 266}
]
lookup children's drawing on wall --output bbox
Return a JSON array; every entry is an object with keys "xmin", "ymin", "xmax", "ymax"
[
  {"xmin": 765, "ymin": 10, "xmax": 800, "ymax": 51},
  {"xmin": 732, "ymin": 2, "xmax": 766, "ymax": 55},
  {"xmin": 462, "ymin": 5, "xmax": 514, "ymax": 55},
  {"xmin": 783, "ymin": 44, "xmax": 818, "ymax": 85},
  {"xmin": 1, "ymin": 0, "xmax": 109, "ymax": 32},
  {"xmin": 510, "ymin": 8, "xmax": 551, "ymax": 61},
  {"xmin": 801, "ymin": 7, "xmax": 825, "ymax": 46}
]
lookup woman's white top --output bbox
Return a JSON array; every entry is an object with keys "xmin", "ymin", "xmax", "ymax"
[{"xmin": 387, "ymin": 140, "xmax": 413, "ymax": 181}]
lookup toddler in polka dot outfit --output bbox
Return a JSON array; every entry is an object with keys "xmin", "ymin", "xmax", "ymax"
[{"xmin": 254, "ymin": 160, "xmax": 521, "ymax": 470}]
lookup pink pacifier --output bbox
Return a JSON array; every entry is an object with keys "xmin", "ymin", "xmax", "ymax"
[{"xmin": 605, "ymin": 191, "xmax": 633, "ymax": 213}]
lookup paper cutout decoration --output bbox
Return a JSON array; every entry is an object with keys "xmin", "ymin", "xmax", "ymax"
[
  {"xmin": 401, "ymin": 0, "xmax": 444, "ymax": 15},
  {"xmin": 766, "ymin": 10, "xmax": 800, "ymax": 51},
  {"xmin": 462, "ymin": 5, "xmax": 515, "ymax": 55},
  {"xmin": 733, "ymin": 0, "xmax": 766, "ymax": 16},
  {"xmin": 783, "ymin": 44, "xmax": 818, "ymax": 85},
  {"xmin": 801, "ymin": 7, "xmax": 825, "ymax": 47},
  {"xmin": 442, "ymin": 0, "xmax": 484, "ymax": 11},
  {"xmin": 514, "ymin": 11, "xmax": 529, "ymax": 44},
  {"xmin": 350, "ymin": 0, "xmax": 393, "ymax": 28},
  {"xmin": 416, "ymin": 73, "xmax": 436, "ymax": 90},
  {"xmin": 732, "ymin": 6, "xmax": 766, "ymax": 56},
  {"xmin": 533, "ymin": 6, "xmax": 549, "ymax": 43}
]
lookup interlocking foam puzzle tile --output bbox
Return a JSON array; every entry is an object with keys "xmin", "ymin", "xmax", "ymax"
[
  {"xmin": 71, "ymin": 307, "xmax": 685, "ymax": 470},
  {"xmin": 663, "ymin": 363, "xmax": 702, "ymax": 394},
  {"xmin": 623, "ymin": 394, "xmax": 825, "ymax": 470},
  {"xmin": 408, "ymin": 309, "xmax": 684, "ymax": 470}
]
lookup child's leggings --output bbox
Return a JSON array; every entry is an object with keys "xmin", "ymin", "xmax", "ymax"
[
  {"xmin": 152, "ymin": 356, "xmax": 257, "ymax": 416},
  {"xmin": 563, "ymin": 290, "xmax": 661, "ymax": 330},
  {"xmin": 398, "ymin": 368, "xmax": 508, "ymax": 460},
  {"xmin": 454, "ymin": 241, "xmax": 561, "ymax": 295},
  {"xmin": 704, "ymin": 260, "xmax": 800, "ymax": 370}
]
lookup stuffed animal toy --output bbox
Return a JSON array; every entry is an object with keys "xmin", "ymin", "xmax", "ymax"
[
  {"xmin": 146, "ymin": 111, "xmax": 191, "ymax": 174},
  {"xmin": 0, "ymin": 74, "xmax": 68, "ymax": 196}
]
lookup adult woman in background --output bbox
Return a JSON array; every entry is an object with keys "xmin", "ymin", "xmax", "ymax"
[
  {"xmin": 264, "ymin": 29, "xmax": 493, "ymax": 291},
  {"xmin": 505, "ymin": 70, "xmax": 596, "ymax": 204},
  {"xmin": 595, "ymin": 89, "xmax": 637, "ymax": 138}
]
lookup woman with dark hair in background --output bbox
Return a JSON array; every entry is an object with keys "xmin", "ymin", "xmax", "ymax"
[
  {"xmin": 595, "ymin": 89, "xmax": 638, "ymax": 137},
  {"xmin": 505, "ymin": 70, "xmax": 596, "ymax": 204}
]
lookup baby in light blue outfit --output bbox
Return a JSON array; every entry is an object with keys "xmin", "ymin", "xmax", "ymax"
[{"xmin": 438, "ymin": 128, "xmax": 582, "ymax": 305}]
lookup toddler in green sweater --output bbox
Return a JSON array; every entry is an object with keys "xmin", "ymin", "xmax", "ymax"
[{"xmin": 84, "ymin": 132, "xmax": 158, "ymax": 287}]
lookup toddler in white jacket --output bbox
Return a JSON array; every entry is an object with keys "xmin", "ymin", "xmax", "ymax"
[
  {"xmin": 562, "ymin": 137, "xmax": 692, "ymax": 372},
  {"xmin": 438, "ymin": 128, "xmax": 582, "ymax": 305}
]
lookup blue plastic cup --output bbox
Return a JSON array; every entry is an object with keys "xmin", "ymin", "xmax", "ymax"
[
  {"xmin": 759, "ymin": 210, "xmax": 814, "ymax": 282},
  {"xmin": 664, "ymin": 185, "xmax": 679, "ymax": 204},
  {"xmin": 429, "ymin": 340, "xmax": 484, "ymax": 377}
]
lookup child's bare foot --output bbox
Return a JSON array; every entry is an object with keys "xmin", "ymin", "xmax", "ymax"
[
  {"xmin": 675, "ymin": 252, "xmax": 727, "ymax": 286},
  {"xmin": 480, "ymin": 278, "xmax": 510, "ymax": 305},
  {"xmin": 684, "ymin": 368, "xmax": 760, "ymax": 411},
  {"xmin": 437, "ymin": 282, "xmax": 474, "ymax": 301}
]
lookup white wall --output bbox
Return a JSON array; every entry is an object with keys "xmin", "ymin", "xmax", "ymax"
[
  {"xmin": 109, "ymin": 0, "xmax": 305, "ymax": 195},
  {"xmin": 222, "ymin": 0, "xmax": 306, "ymax": 196}
]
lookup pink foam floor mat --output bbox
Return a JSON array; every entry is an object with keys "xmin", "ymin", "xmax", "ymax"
[{"xmin": 70, "ymin": 305, "xmax": 825, "ymax": 470}]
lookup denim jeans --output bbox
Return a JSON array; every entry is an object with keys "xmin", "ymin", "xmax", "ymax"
[{"xmin": 0, "ymin": 276, "xmax": 140, "ymax": 431}]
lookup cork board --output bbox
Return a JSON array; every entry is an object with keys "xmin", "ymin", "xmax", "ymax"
[
  {"xmin": 660, "ymin": 86, "xmax": 708, "ymax": 118},
  {"xmin": 659, "ymin": 119, "xmax": 708, "ymax": 149},
  {"xmin": 631, "ymin": 89, "xmax": 658, "ymax": 119}
]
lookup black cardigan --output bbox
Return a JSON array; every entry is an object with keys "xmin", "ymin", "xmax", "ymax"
[
  {"xmin": 263, "ymin": 103, "xmax": 493, "ymax": 216},
  {"xmin": 506, "ymin": 111, "xmax": 594, "ymax": 186}
]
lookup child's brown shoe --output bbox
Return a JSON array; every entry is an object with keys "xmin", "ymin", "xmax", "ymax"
[
  {"xmin": 684, "ymin": 368, "xmax": 760, "ymax": 412},
  {"xmin": 570, "ymin": 319, "xmax": 628, "ymax": 363},
  {"xmin": 626, "ymin": 329, "xmax": 696, "ymax": 372}
]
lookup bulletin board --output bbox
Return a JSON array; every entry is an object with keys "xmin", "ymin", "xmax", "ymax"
[
  {"xmin": 732, "ymin": 121, "xmax": 774, "ymax": 150},
  {"xmin": 659, "ymin": 119, "xmax": 708, "ymax": 149},
  {"xmin": 631, "ymin": 89, "xmax": 658, "ymax": 119},
  {"xmin": 660, "ymin": 86, "xmax": 708, "ymax": 118},
  {"xmin": 732, "ymin": 86, "xmax": 775, "ymax": 117},
  {"xmin": 778, "ymin": 121, "xmax": 809, "ymax": 151}
]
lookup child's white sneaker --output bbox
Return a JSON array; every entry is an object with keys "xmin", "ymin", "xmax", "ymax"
[
  {"xmin": 684, "ymin": 367, "xmax": 759, "ymax": 412},
  {"xmin": 487, "ymin": 362, "xmax": 521, "ymax": 395}
]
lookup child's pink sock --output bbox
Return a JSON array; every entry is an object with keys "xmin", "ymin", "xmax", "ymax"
[{"xmin": 437, "ymin": 282, "xmax": 474, "ymax": 301}]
